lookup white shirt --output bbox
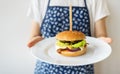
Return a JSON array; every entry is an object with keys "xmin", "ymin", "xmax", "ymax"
[{"xmin": 27, "ymin": 0, "xmax": 110, "ymax": 36}]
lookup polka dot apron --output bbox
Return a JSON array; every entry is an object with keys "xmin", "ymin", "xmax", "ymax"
[{"xmin": 35, "ymin": 0, "xmax": 94, "ymax": 74}]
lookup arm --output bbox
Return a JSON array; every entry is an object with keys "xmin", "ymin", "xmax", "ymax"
[
  {"xmin": 27, "ymin": 20, "xmax": 43, "ymax": 48},
  {"xmin": 95, "ymin": 17, "xmax": 107, "ymax": 37},
  {"xmin": 30, "ymin": 20, "xmax": 41, "ymax": 38},
  {"xmin": 94, "ymin": 17, "xmax": 112, "ymax": 43}
]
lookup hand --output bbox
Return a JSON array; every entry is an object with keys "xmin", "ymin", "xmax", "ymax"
[
  {"xmin": 27, "ymin": 36, "xmax": 44, "ymax": 48},
  {"xmin": 97, "ymin": 37, "xmax": 112, "ymax": 44}
]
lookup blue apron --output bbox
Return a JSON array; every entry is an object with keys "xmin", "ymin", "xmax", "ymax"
[{"xmin": 35, "ymin": 0, "xmax": 94, "ymax": 74}]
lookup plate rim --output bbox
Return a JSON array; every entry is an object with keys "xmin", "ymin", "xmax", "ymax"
[{"xmin": 30, "ymin": 36, "xmax": 112, "ymax": 66}]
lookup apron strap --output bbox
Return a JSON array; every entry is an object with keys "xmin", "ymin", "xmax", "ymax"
[
  {"xmin": 84, "ymin": 0, "xmax": 87, "ymax": 7},
  {"xmin": 47, "ymin": 0, "xmax": 50, "ymax": 7},
  {"xmin": 41, "ymin": 0, "xmax": 50, "ymax": 30}
]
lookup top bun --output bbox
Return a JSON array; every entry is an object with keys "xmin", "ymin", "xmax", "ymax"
[{"xmin": 56, "ymin": 31, "xmax": 86, "ymax": 41}]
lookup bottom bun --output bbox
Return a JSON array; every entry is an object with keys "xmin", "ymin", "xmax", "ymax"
[{"xmin": 57, "ymin": 46, "xmax": 87, "ymax": 57}]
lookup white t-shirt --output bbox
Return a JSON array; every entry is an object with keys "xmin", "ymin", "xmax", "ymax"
[{"xmin": 27, "ymin": 0, "xmax": 110, "ymax": 36}]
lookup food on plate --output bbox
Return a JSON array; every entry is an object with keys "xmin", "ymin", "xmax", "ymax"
[{"xmin": 55, "ymin": 31, "xmax": 87, "ymax": 57}]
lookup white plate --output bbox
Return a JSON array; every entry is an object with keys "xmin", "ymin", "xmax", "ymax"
[{"xmin": 30, "ymin": 36, "xmax": 112, "ymax": 66}]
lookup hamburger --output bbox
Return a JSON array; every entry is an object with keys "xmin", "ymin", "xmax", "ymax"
[{"xmin": 55, "ymin": 31, "xmax": 87, "ymax": 57}]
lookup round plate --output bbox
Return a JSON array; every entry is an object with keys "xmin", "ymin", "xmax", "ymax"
[{"xmin": 30, "ymin": 36, "xmax": 112, "ymax": 66}]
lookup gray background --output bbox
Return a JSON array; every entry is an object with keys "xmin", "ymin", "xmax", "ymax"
[{"xmin": 0, "ymin": 0, "xmax": 120, "ymax": 74}]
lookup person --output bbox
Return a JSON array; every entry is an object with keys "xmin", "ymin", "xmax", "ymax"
[{"xmin": 27, "ymin": 0, "xmax": 112, "ymax": 74}]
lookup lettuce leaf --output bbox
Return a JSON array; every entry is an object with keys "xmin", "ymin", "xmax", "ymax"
[
  {"xmin": 56, "ymin": 41, "xmax": 69, "ymax": 47},
  {"xmin": 72, "ymin": 40, "xmax": 86, "ymax": 48},
  {"xmin": 56, "ymin": 40, "xmax": 86, "ymax": 48}
]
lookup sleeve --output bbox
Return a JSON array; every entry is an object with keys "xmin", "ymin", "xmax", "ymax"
[
  {"xmin": 94, "ymin": 0, "xmax": 110, "ymax": 22},
  {"xmin": 27, "ymin": 0, "xmax": 42, "ymax": 24}
]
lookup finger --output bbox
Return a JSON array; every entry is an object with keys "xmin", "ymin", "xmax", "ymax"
[
  {"xmin": 98, "ymin": 37, "xmax": 112, "ymax": 44},
  {"xmin": 27, "ymin": 36, "xmax": 43, "ymax": 48},
  {"xmin": 106, "ymin": 37, "xmax": 112, "ymax": 44},
  {"xmin": 28, "ymin": 37, "xmax": 42, "ymax": 47}
]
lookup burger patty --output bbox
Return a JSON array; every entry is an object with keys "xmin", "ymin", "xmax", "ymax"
[
  {"xmin": 57, "ymin": 44, "xmax": 87, "ymax": 54},
  {"xmin": 57, "ymin": 47, "xmax": 81, "ymax": 53},
  {"xmin": 60, "ymin": 40, "xmax": 83, "ymax": 44}
]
